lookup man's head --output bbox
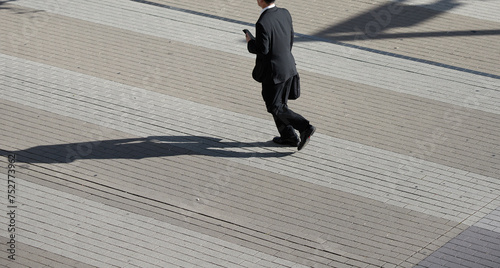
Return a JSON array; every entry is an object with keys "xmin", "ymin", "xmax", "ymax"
[{"xmin": 257, "ymin": 0, "xmax": 275, "ymax": 8}]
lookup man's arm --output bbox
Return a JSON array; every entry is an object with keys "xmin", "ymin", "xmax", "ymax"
[
  {"xmin": 289, "ymin": 10, "xmax": 294, "ymax": 50},
  {"xmin": 247, "ymin": 33, "xmax": 258, "ymax": 54},
  {"xmin": 247, "ymin": 22, "xmax": 269, "ymax": 55}
]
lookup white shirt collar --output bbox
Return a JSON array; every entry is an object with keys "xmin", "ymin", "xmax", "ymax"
[{"xmin": 260, "ymin": 3, "xmax": 276, "ymax": 15}]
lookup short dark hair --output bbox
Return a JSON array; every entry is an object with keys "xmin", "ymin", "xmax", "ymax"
[{"xmin": 263, "ymin": 0, "xmax": 275, "ymax": 4}]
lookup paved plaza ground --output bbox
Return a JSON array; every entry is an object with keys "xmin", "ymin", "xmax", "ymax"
[{"xmin": 1, "ymin": 0, "xmax": 500, "ymax": 267}]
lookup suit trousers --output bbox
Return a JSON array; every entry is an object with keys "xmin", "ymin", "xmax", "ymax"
[{"xmin": 262, "ymin": 75, "xmax": 310, "ymax": 138}]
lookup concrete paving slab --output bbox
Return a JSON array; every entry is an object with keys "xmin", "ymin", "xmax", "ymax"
[{"xmin": 1, "ymin": 0, "xmax": 499, "ymax": 267}]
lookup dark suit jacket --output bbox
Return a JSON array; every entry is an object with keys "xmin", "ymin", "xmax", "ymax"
[{"xmin": 247, "ymin": 7, "xmax": 297, "ymax": 84}]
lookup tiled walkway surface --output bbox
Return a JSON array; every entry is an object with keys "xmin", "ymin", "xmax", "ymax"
[{"xmin": 1, "ymin": 0, "xmax": 499, "ymax": 267}]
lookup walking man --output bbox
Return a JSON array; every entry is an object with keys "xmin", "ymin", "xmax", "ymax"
[{"xmin": 245, "ymin": 0, "xmax": 315, "ymax": 151}]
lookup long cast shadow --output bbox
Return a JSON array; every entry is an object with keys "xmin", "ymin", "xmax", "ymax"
[
  {"xmin": 0, "ymin": 0, "xmax": 48, "ymax": 14},
  {"xmin": 299, "ymin": 0, "xmax": 499, "ymax": 41},
  {"xmin": 3, "ymin": 136, "xmax": 294, "ymax": 164},
  {"xmin": 305, "ymin": 0, "xmax": 466, "ymax": 42},
  {"xmin": 0, "ymin": 0, "xmax": 15, "ymax": 9},
  {"xmin": 294, "ymin": 0, "xmax": 500, "ymax": 79}
]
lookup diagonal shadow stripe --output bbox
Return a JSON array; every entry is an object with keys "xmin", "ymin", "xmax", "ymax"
[
  {"xmin": 415, "ymin": 207, "xmax": 500, "ymax": 268},
  {"xmin": 131, "ymin": 0, "xmax": 500, "ymax": 80}
]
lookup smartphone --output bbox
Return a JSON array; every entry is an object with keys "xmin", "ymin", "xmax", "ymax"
[{"xmin": 243, "ymin": 29, "xmax": 255, "ymax": 39}]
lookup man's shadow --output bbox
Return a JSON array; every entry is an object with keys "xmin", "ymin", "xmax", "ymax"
[{"xmin": 5, "ymin": 136, "xmax": 294, "ymax": 164}]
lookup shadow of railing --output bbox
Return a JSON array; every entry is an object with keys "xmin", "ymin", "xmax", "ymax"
[
  {"xmin": 307, "ymin": 0, "xmax": 466, "ymax": 41},
  {"xmin": 293, "ymin": 0, "xmax": 500, "ymax": 79},
  {"xmin": 0, "ymin": 0, "xmax": 16, "ymax": 10}
]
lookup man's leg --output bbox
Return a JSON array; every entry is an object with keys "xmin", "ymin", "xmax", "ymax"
[
  {"xmin": 262, "ymin": 77, "xmax": 314, "ymax": 149},
  {"xmin": 273, "ymin": 114, "xmax": 298, "ymax": 139},
  {"xmin": 272, "ymin": 77, "xmax": 310, "ymax": 133},
  {"xmin": 262, "ymin": 80, "xmax": 298, "ymax": 144}
]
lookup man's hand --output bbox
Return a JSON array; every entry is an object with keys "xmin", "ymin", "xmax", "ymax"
[
  {"xmin": 243, "ymin": 29, "xmax": 254, "ymax": 42},
  {"xmin": 245, "ymin": 32, "xmax": 251, "ymax": 42}
]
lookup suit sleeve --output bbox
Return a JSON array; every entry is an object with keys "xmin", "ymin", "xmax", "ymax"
[
  {"xmin": 289, "ymin": 12, "xmax": 294, "ymax": 50},
  {"xmin": 247, "ymin": 38, "xmax": 257, "ymax": 54},
  {"xmin": 247, "ymin": 22, "xmax": 270, "ymax": 55}
]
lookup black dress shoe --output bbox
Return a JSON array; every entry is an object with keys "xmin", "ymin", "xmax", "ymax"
[
  {"xmin": 273, "ymin": 136, "xmax": 299, "ymax": 147},
  {"xmin": 298, "ymin": 125, "xmax": 316, "ymax": 151}
]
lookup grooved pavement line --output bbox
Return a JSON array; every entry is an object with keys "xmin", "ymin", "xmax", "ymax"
[
  {"xmin": 9, "ymin": 176, "xmax": 308, "ymax": 268},
  {"xmin": 12, "ymin": 0, "xmax": 500, "ymax": 115},
  {"xmin": 1, "ymin": 53, "xmax": 499, "ymax": 226}
]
